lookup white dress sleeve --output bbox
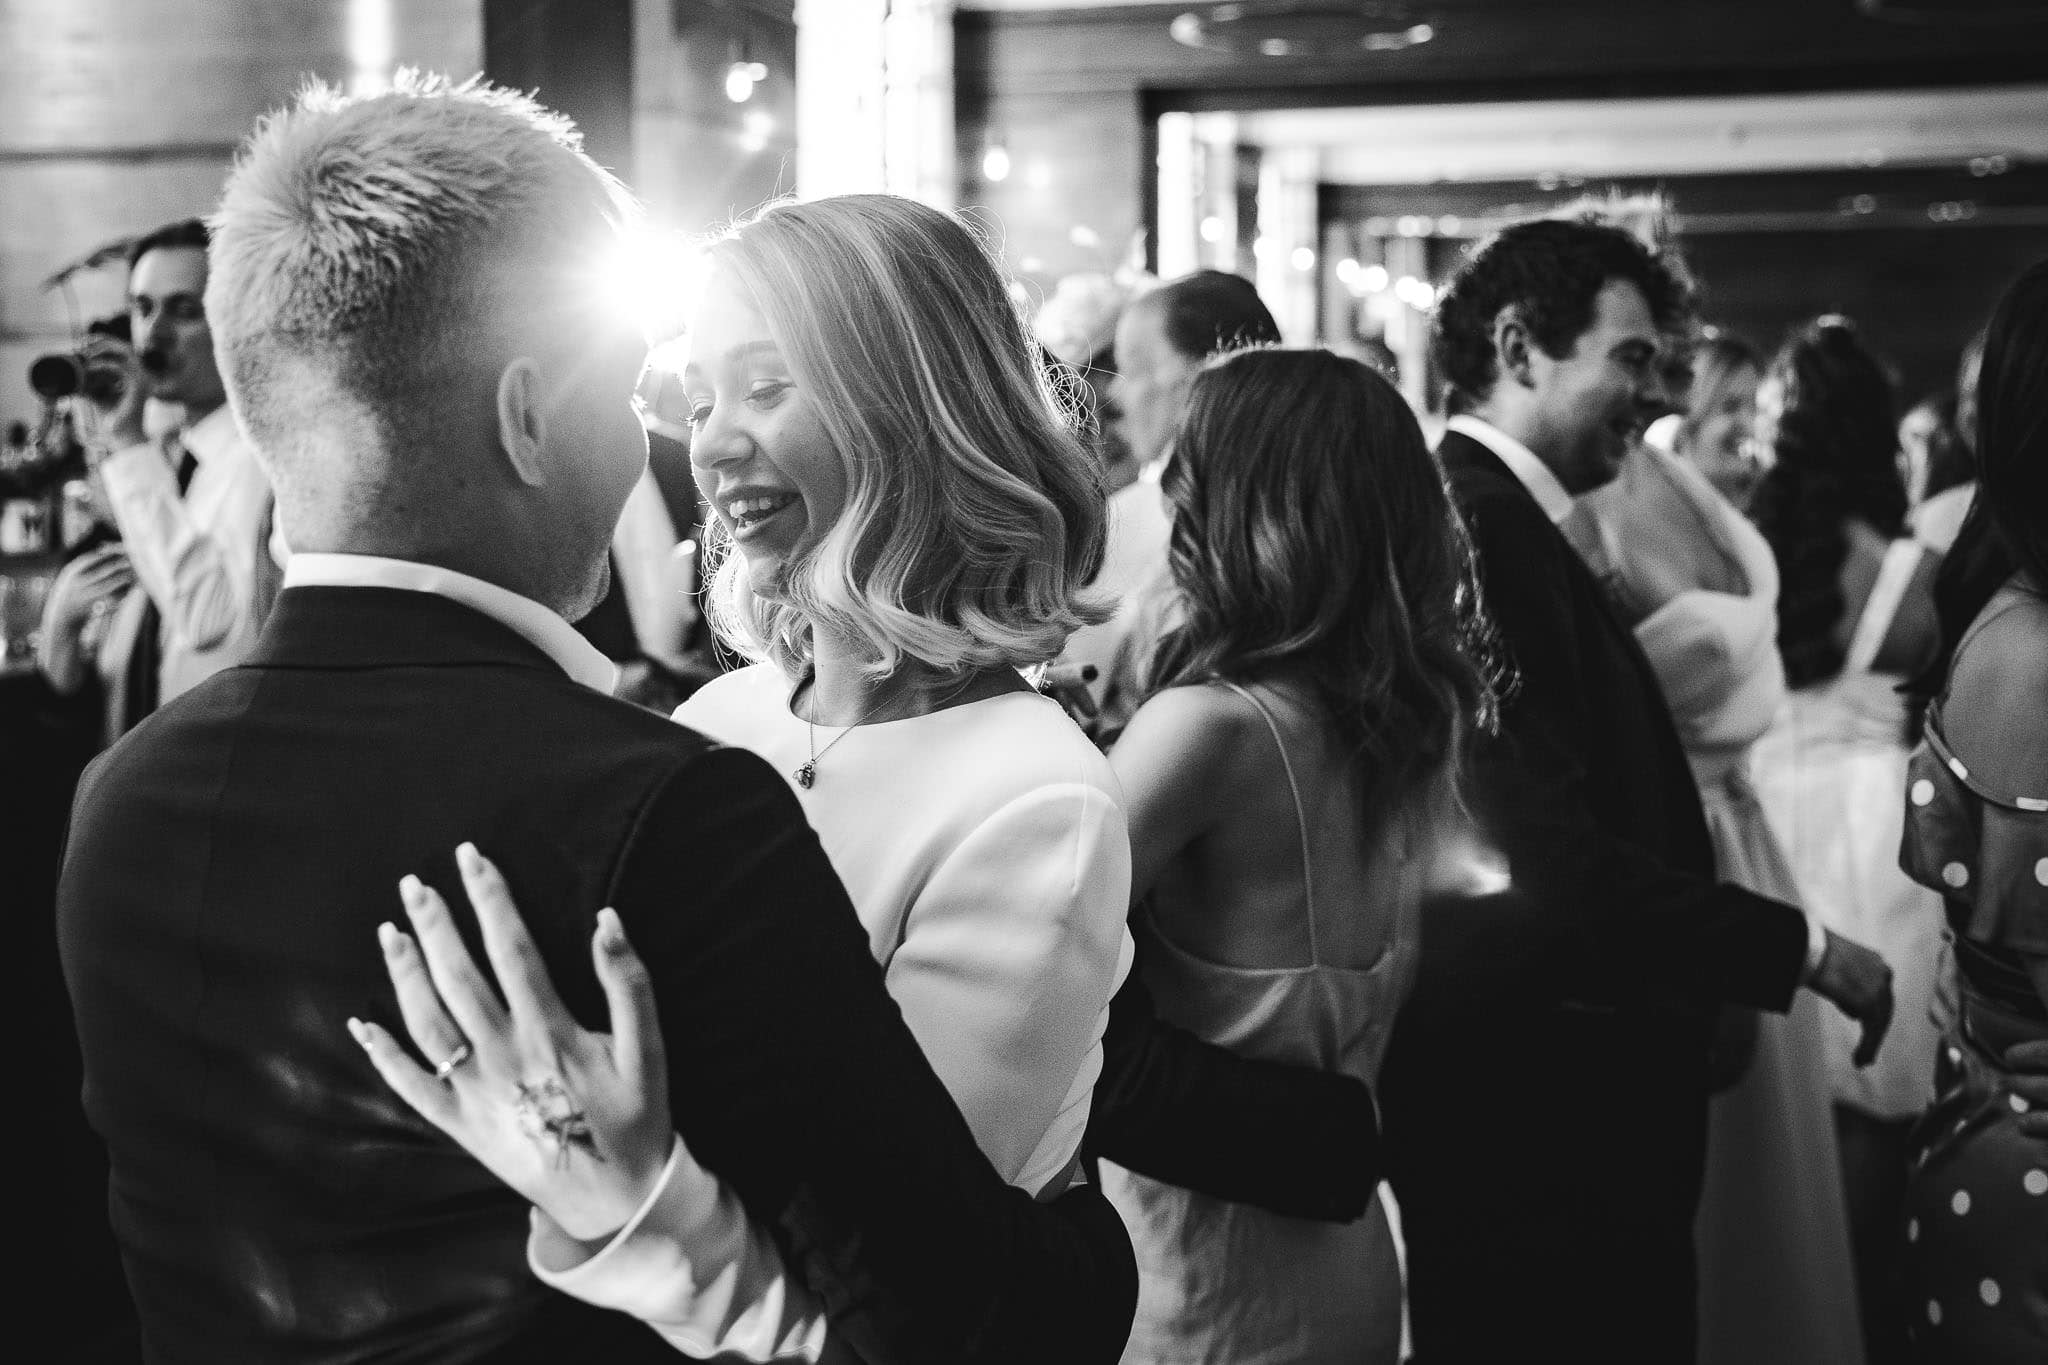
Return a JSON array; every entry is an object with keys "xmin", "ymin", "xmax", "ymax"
[
  {"xmin": 883, "ymin": 782, "xmax": 1134, "ymax": 1192},
  {"xmin": 527, "ymin": 1137, "xmax": 827, "ymax": 1361}
]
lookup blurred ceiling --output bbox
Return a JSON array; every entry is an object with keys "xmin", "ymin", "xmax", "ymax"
[{"xmin": 1238, "ymin": 84, "xmax": 2048, "ymax": 183}]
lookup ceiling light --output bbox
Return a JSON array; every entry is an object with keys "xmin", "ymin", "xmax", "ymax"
[{"xmin": 1171, "ymin": 4, "xmax": 1436, "ymax": 56}]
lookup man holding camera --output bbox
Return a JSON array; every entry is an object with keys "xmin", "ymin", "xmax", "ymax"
[{"xmin": 67, "ymin": 217, "xmax": 277, "ymax": 715}]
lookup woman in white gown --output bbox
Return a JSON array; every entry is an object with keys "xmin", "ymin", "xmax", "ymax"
[
  {"xmin": 1568, "ymin": 438, "xmax": 1863, "ymax": 1365},
  {"xmin": 1102, "ymin": 349, "xmax": 1495, "ymax": 1365},
  {"xmin": 1744, "ymin": 317, "xmax": 1946, "ymax": 1364}
]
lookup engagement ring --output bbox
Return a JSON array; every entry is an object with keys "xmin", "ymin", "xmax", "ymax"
[{"xmin": 430, "ymin": 1040, "xmax": 473, "ymax": 1082}]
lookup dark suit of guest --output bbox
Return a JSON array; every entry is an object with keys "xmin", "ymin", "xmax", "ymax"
[
  {"xmin": 59, "ymin": 582, "xmax": 1134, "ymax": 1365},
  {"xmin": 1381, "ymin": 427, "xmax": 1810, "ymax": 1363}
]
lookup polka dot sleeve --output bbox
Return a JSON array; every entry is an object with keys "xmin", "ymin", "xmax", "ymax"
[{"xmin": 1902, "ymin": 712, "xmax": 2048, "ymax": 956}]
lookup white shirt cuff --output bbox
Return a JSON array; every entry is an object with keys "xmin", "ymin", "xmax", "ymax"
[
  {"xmin": 529, "ymin": 1137, "xmax": 689, "ymax": 1281},
  {"xmin": 1800, "ymin": 910, "xmax": 1829, "ymax": 983},
  {"xmin": 527, "ymin": 1134, "xmax": 825, "ymax": 1361}
]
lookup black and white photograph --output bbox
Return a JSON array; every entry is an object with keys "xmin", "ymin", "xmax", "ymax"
[{"xmin": 8, "ymin": 2, "xmax": 2045, "ymax": 1362}]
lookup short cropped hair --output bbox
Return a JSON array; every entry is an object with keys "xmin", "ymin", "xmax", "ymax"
[
  {"xmin": 127, "ymin": 218, "xmax": 211, "ymax": 270},
  {"xmin": 705, "ymin": 194, "xmax": 1110, "ymax": 679},
  {"xmin": 1432, "ymin": 217, "xmax": 1693, "ymax": 410},
  {"xmin": 205, "ymin": 71, "xmax": 635, "ymax": 475},
  {"xmin": 1148, "ymin": 270, "xmax": 1281, "ymax": 362}
]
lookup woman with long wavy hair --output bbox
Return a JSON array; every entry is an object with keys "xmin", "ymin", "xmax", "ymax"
[
  {"xmin": 1101, "ymin": 348, "xmax": 1494, "ymax": 1365},
  {"xmin": 1747, "ymin": 317, "xmax": 1948, "ymax": 1362}
]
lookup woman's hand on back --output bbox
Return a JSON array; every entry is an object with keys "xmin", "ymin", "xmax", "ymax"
[{"xmin": 349, "ymin": 843, "xmax": 676, "ymax": 1244}]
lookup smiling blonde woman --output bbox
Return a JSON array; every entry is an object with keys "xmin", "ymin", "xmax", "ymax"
[{"xmin": 671, "ymin": 193, "xmax": 1132, "ymax": 1195}]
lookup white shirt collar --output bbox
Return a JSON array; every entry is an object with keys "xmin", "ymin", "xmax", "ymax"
[
  {"xmin": 282, "ymin": 552, "xmax": 619, "ymax": 694},
  {"xmin": 1446, "ymin": 414, "xmax": 1576, "ymax": 525},
  {"xmin": 176, "ymin": 403, "xmax": 239, "ymax": 464}
]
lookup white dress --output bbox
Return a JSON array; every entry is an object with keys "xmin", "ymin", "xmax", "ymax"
[
  {"xmin": 1583, "ymin": 451, "xmax": 1865, "ymax": 1365},
  {"xmin": 676, "ymin": 663, "xmax": 1135, "ymax": 1192},
  {"xmin": 1103, "ymin": 680, "xmax": 1416, "ymax": 1365},
  {"xmin": 1752, "ymin": 539, "xmax": 1950, "ymax": 1120}
]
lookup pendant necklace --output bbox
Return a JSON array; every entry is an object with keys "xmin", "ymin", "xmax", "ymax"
[{"xmin": 794, "ymin": 681, "xmax": 893, "ymax": 789}]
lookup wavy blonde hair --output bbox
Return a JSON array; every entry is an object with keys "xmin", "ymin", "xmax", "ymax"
[{"xmin": 704, "ymin": 195, "xmax": 1109, "ymax": 679}]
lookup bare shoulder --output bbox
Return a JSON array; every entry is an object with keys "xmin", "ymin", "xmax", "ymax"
[
  {"xmin": 1113, "ymin": 681, "xmax": 1275, "ymax": 795},
  {"xmin": 1121, "ymin": 681, "xmax": 1263, "ymax": 751},
  {"xmin": 1945, "ymin": 589, "xmax": 2048, "ymax": 794}
]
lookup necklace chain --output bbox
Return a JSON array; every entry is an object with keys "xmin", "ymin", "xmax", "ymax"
[
  {"xmin": 793, "ymin": 686, "xmax": 893, "ymax": 790},
  {"xmin": 790, "ymin": 669, "xmax": 987, "ymax": 789}
]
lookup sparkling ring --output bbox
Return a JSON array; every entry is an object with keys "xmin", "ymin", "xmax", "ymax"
[{"xmin": 431, "ymin": 1040, "xmax": 474, "ymax": 1083}]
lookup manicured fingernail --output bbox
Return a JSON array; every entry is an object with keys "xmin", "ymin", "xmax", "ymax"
[
  {"xmin": 377, "ymin": 922, "xmax": 406, "ymax": 957},
  {"xmin": 346, "ymin": 1017, "xmax": 370, "ymax": 1048},
  {"xmin": 597, "ymin": 907, "xmax": 628, "ymax": 953}
]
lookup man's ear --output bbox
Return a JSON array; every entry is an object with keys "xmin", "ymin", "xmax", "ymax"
[
  {"xmin": 495, "ymin": 357, "xmax": 549, "ymax": 488},
  {"xmin": 1492, "ymin": 306, "xmax": 1536, "ymax": 390}
]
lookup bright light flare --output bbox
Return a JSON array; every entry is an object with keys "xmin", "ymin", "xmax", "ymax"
[
  {"xmin": 1424, "ymin": 829, "xmax": 1512, "ymax": 899},
  {"xmin": 1394, "ymin": 275, "xmax": 1438, "ymax": 310},
  {"xmin": 595, "ymin": 228, "xmax": 715, "ymax": 344},
  {"xmin": 981, "ymin": 144, "xmax": 1012, "ymax": 182},
  {"xmin": 347, "ymin": 0, "xmax": 394, "ymax": 96}
]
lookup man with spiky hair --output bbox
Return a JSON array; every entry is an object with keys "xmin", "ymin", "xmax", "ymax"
[{"xmin": 59, "ymin": 73, "xmax": 1135, "ymax": 1364}]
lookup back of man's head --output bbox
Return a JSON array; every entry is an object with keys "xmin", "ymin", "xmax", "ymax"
[
  {"xmin": 206, "ymin": 71, "xmax": 634, "ymax": 540},
  {"xmin": 1432, "ymin": 218, "xmax": 1691, "ymax": 413},
  {"xmin": 1150, "ymin": 269, "xmax": 1282, "ymax": 361}
]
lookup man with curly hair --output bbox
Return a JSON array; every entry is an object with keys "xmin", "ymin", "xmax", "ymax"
[{"xmin": 1380, "ymin": 216, "xmax": 1896, "ymax": 1363}]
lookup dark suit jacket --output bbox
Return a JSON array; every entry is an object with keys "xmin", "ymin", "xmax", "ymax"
[
  {"xmin": 1088, "ymin": 940, "xmax": 1381, "ymax": 1222},
  {"xmin": 59, "ymin": 585, "xmax": 1133, "ymax": 1365},
  {"xmin": 1381, "ymin": 431, "xmax": 1809, "ymax": 1359}
]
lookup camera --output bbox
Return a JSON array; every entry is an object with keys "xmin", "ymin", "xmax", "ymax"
[{"xmin": 29, "ymin": 313, "xmax": 132, "ymax": 402}]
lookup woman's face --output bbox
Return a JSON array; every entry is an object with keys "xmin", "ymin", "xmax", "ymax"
[
  {"xmin": 683, "ymin": 269, "xmax": 847, "ymax": 603},
  {"xmin": 1897, "ymin": 403, "xmax": 1942, "ymax": 503},
  {"xmin": 1690, "ymin": 361, "xmax": 1761, "ymax": 482}
]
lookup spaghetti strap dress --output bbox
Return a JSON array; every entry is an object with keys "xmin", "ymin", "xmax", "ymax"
[{"xmin": 1103, "ymin": 680, "xmax": 1419, "ymax": 1365}]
